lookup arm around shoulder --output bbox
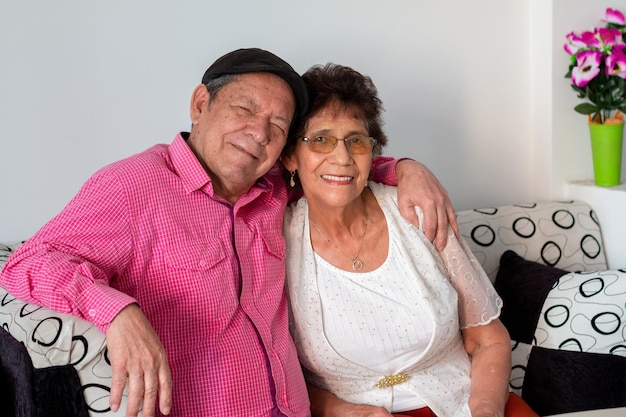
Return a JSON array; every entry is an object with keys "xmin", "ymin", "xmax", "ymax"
[{"xmin": 371, "ymin": 158, "xmax": 458, "ymax": 250}]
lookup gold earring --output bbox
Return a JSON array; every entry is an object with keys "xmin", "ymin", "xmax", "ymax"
[{"xmin": 289, "ymin": 171, "xmax": 296, "ymax": 188}]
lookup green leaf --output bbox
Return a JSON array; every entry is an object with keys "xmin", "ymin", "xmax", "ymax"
[
  {"xmin": 574, "ymin": 103, "xmax": 598, "ymax": 114},
  {"xmin": 571, "ymin": 84, "xmax": 587, "ymax": 98}
]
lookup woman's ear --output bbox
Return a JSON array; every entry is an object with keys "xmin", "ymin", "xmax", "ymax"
[
  {"xmin": 281, "ymin": 153, "xmax": 297, "ymax": 172},
  {"xmin": 190, "ymin": 84, "xmax": 210, "ymax": 125}
]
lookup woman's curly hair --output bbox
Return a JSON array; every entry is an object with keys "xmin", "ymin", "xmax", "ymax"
[{"xmin": 283, "ymin": 63, "xmax": 387, "ymax": 159}]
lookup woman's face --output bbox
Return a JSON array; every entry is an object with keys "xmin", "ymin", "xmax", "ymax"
[{"xmin": 283, "ymin": 106, "xmax": 373, "ymax": 211}]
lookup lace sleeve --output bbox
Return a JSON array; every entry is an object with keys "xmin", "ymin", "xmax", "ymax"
[{"xmin": 438, "ymin": 227, "xmax": 503, "ymax": 328}]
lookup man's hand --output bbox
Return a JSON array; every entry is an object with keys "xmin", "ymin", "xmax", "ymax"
[
  {"xmin": 106, "ymin": 304, "xmax": 172, "ymax": 417},
  {"xmin": 395, "ymin": 159, "xmax": 459, "ymax": 250}
]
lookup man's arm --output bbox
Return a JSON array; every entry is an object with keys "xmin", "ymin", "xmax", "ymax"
[
  {"xmin": 0, "ymin": 172, "xmax": 137, "ymax": 328},
  {"xmin": 370, "ymin": 157, "xmax": 458, "ymax": 251},
  {"xmin": 0, "ymin": 171, "xmax": 172, "ymax": 417}
]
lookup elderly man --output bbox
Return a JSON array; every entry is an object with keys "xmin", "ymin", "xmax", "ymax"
[{"xmin": 0, "ymin": 48, "xmax": 455, "ymax": 417}]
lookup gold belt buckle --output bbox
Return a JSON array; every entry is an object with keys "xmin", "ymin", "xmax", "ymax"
[{"xmin": 376, "ymin": 373, "xmax": 409, "ymax": 388}]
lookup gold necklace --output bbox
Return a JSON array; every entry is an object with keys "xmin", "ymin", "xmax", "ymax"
[{"xmin": 311, "ymin": 216, "xmax": 369, "ymax": 271}]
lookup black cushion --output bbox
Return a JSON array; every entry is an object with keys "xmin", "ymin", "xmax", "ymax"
[
  {"xmin": 524, "ymin": 346, "xmax": 626, "ymax": 415},
  {"xmin": 0, "ymin": 326, "xmax": 89, "ymax": 417},
  {"xmin": 494, "ymin": 250, "xmax": 568, "ymax": 343},
  {"xmin": 0, "ymin": 325, "xmax": 36, "ymax": 417}
]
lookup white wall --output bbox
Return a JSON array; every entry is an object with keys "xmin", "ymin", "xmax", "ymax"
[
  {"xmin": 0, "ymin": 0, "xmax": 532, "ymax": 240},
  {"xmin": 1, "ymin": 0, "xmax": 624, "ymax": 260}
]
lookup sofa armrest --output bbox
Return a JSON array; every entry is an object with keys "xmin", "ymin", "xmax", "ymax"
[
  {"xmin": 0, "ymin": 242, "xmax": 137, "ymax": 416},
  {"xmin": 0, "ymin": 285, "xmax": 133, "ymax": 416},
  {"xmin": 0, "ymin": 240, "xmax": 133, "ymax": 416}
]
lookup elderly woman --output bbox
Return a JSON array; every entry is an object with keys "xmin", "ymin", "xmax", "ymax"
[{"xmin": 282, "ymin": 64, "xmax": 536, "ymax": 417}]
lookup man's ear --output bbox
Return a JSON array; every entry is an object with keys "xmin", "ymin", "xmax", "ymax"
[{"xmin": 190, "ymin": 84, "xmax": 210, "ymax": 125}]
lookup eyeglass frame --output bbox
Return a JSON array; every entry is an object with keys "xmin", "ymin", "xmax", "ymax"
[{"xmin": 296, "ymin": 134, "xmax": 378, "ymax": 154}]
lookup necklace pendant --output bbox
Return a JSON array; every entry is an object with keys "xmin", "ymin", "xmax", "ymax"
[{"xmin": 351, "ymin": 259, "xmax": 364, "ymax": 271}]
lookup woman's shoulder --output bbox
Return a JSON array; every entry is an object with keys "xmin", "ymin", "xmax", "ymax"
[
  {"xmin": 368, "ymin": 182, "xmax": 424, "ymax": 231},
  {"xmin": 367, "ymin": 181, "xmax": 397, "ymax": 200},
  {"xmin": 285, "ymin": 195, "xmax": 308, "ymax": 217},
  {"xmin": 284, "ymin": 196, "xmax": 309, "ymax": 237},
  {"xmin": 368, "ymin": 182, "xmax": 404, "ymax": 211}
]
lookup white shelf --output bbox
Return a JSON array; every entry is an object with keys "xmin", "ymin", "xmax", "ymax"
[{"xmin": 567, "ymin": 179, "xmax": 626, "ymax": 191}]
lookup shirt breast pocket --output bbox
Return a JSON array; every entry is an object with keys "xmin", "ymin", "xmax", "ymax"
[
  {"xmin": 164, "ymin": 239, "xmax": 226, "ymax": 271},
  {"xmin": 260, "ymin": 232, "xmax": 286, "ymax": 261}
]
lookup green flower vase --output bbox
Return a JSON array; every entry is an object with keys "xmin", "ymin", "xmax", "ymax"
[{"xmin": 588, "ymin": 120, "xmax": 624, "ymax": 187}]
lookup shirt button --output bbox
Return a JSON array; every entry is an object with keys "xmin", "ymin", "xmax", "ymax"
[
  {"xmin": 198, "ymin": 260, "xmax": 207, "ymax": 267},
  {"xmin": 88, "ymin": 309, "xmax": 97, "ymax": 317}
]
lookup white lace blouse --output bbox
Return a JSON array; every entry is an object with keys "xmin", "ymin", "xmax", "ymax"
[{"xmin": 284, "ymin": 183, "xmax": 502, "ymax": 416}]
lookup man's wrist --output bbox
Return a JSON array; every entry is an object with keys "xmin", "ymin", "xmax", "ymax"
[{"xmin": 395, "ymin": 158, "xmax": 419, "ymax": 179}]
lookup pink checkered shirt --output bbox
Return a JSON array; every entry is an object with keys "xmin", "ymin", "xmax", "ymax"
[{"xmin": 0, "ymin": 133, "xmax": 397, "ymax": 417}]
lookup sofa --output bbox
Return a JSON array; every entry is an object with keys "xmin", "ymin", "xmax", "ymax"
[
  {"xmin": 1, "ymin": 200, "xmax": 625, "ymax": 416},
  {"xmin": 457, "ymin": 200, "xmax": 626, "ymax": 416}
]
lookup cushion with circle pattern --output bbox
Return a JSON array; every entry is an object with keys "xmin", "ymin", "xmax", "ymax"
[{"xmin": 495, "ymin": 250, "xmax": 626, "ymax": 415}]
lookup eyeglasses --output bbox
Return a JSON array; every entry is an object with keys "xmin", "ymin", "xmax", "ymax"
[{"xmin": 297, "ymin": 134, "xmax": 377, "ymax": 154}]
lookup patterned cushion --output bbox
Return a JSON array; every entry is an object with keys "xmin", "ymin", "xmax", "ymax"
[
  {"xmin": 527, "ymin": 269, "xmax": 626, "ymax": 415},
  {"xmin": 493, "ymin": 249, "xmax": 626, "ymax": 415},
  {"xmin": 534, "ymin": 269, "xmax": 626, "ymax": 355},
  {"xmin": 457, "ymin": 201, "xmax": 608, "ymax": 282}
]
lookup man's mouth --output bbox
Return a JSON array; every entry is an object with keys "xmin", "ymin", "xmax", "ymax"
[{"xmin": 231, "ymin": 143, "xmax": 259, "ymax": 160}]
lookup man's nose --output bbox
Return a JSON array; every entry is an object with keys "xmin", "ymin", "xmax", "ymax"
[{"xmin": 247, "ymin": 115, "xmax": 271, "ymax": 145}]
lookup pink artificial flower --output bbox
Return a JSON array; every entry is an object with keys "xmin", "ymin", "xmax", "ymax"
[
  {"xmin": 580, "ymin": 30, "xmax": 601, "ymax": 48},
  {"xmin": 572, "ymin": 50, "xmax": 602, "ymax": 87},
  {"xmin": 606, "ymin": 8, "xmax": 626, "ymax": 26},
  {"xmin": 597, "ymin": 28, "xmax": 626, "ymax": 50},
  {"xmin": 564, "ymin": 32, "xmax": 587, "ymax": 55},
  {"xmin": 606, "ymin": 50, "xmax": 626, "ymax": 78}
]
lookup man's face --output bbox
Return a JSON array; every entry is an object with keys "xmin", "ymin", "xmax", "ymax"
[{"xmin": 188, "ymin": 72, "xmax": 296, "ymax": 203}]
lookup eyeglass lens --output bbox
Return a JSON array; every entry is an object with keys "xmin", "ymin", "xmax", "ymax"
[{"xmin": 301, "ymin": 135, "xmax": 375, "ymax": 154}]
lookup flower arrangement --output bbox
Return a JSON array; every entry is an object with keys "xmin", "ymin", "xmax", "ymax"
[{"xmin": 564, "ymin": 8, "xmax": 626, "ymax": 124}]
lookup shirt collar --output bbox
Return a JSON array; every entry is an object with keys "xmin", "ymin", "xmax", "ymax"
[{"xmin": 169, "ymin": 132, "xmax": 213, "ymax": 195}]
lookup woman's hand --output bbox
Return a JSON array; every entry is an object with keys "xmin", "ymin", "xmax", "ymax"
[{"xmin": 308, "ymin": 384, "xmax": 393, "ymax": 417}]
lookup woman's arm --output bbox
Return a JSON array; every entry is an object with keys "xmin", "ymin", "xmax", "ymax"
[
  {"xmin": 462, "ymin": 320, "xmax": 512, "ymax": 417},
  {"xmin": 435, "ymin": 226, "xmax": 511, "ymax": 416},
  {"xmin": 307, "ymin": 383, "xmax": 393, "ymax": 417}
]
